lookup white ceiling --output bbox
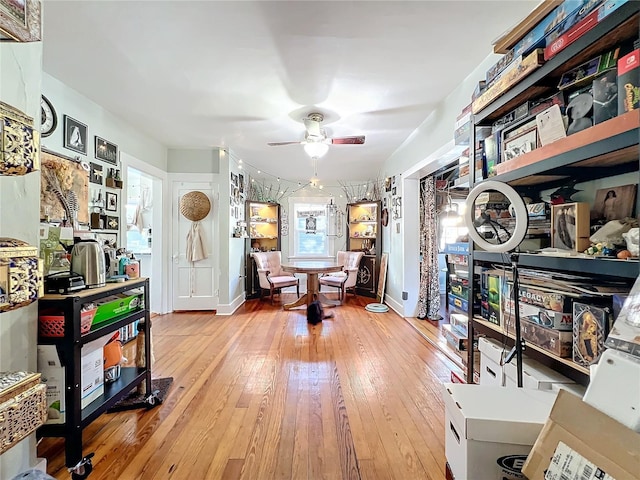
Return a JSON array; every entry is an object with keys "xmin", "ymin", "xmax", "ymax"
[{"xmin": 42, "ymin": 1, "xmax": 538, "ymax": 183}]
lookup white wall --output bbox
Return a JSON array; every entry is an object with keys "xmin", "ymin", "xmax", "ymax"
[
  {"xmin": 381, "ymin": 53, "xmax": 500, "ymax": 317},
  {"xmin": 42, "ymin": 73, "xmax": 167, "ymax": 172},
  {"xmin": 0, "ymin": 41, "xmax": 43, "ymax": 478}
]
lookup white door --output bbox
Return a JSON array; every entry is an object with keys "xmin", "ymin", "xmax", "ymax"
[{"xmin": 172, "ymin": 181, "xmax": 218, "ymax": 310}]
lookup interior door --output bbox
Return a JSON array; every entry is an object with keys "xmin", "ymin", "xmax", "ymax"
[{"xmin": 172, "ymin": 181, "xmax": 217, "ymax": 310}]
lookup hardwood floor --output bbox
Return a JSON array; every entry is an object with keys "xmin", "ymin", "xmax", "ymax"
[{"xmin": 38, "ymin": 294, "xmax": 458, "ymax": 480}]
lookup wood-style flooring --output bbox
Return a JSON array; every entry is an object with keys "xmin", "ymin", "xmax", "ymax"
[{"xmin": 38, "ymin": 294, "xmax": 459, "ymax": 480}]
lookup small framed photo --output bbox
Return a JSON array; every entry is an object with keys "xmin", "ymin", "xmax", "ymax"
[
  {"xmin": 105, "ymin": 192, "xmax": 118, "ymax": 212},
  {"xmin": 502, "ymin": 126, "xmax": 538, "ymax": 162},
  {"xmin": 95, "ymin": 136, "xmax": 118, "ymax": 165},
  {"xmin": 89, "ymin": 162, "xmax": 103, "ymax": 184},
  {"xmin": 106, "ymin": 215, "xmax": 119, "ymax": 231},
  {"xmin": 0, "ymin": 0, "xmax": 41, "ymax": 42},
  {"xmin": 95, "ymin": 231, "xmax": 118, "ymax": 247},
  {"xmin": 64, "ymin": 115, "xmax": 88, "ymax": 155},
  {"xmin": 551, "ymin": 202, "xmax": 591, "ymax": 252}
]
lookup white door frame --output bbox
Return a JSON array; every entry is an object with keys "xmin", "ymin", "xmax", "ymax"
[
  {"xmin": 169, "ymin": 173, "xmax": 220, "ymax": 312},
  {"xmin": 120, "ymin": 152, "xmax": 170, "ymax": 314}
]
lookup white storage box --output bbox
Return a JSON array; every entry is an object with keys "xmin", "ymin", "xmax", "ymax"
[
  {"xmin": 584, "ymin": 349, "xmax": 640, "ymax": 432},
  {"xmin": 478, "ymin": 337, "xmax": 506, "ymax": 386},
  {"xmin": 37, "ymin": 341, "xmax": 105, "ymax": 424},
  {"xmin": 442, "ymin": 383, "xmax": 557, "ymax": 480},
  {"xmin": 504, "ymin": 357, "xmax": 575, "ymax": 390},
  {"xmin": 550, "ymin": 382, "xmax": 586, "ymax": 399}
]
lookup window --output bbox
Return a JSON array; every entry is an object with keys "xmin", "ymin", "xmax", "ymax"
[{"xmin": 290, "ymin": 198, "xmax": 331, "ymax": 257}]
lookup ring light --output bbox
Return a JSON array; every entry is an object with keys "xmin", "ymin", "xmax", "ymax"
[
  {"xmin": 464, "ymin": 180, "xmax": 529, "ymax": 388},
  {"xmin": 464, "ymin": 180, "xmax": 529, "ymax": 253}
]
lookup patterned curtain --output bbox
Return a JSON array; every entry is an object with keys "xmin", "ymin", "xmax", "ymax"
[{"xmin": 417, "ymin": 176, "xmax": 441, "ymax": 320}]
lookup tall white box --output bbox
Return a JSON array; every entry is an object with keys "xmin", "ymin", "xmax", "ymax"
[
  {"xmin": 478, "ymin": 337, "xmax": 506, "ymax": 386},
  {"xmin": 504, "ymin": 357, "xmax": 575, "ymax": 390},
  {"xmin": 37, "ymin": 340, "xmax": 105, "ymax": 424},
  {"xmin": 442, "ymin": 383, "xmax": 557, "ymax": 480}
]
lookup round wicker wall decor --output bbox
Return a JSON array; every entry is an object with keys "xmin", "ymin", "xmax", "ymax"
[{"xmin": 180, "ymin": 191, "xmax": 211, "ymax": 221}]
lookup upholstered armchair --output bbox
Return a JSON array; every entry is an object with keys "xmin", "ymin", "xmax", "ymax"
[
  {"xmin": 319, "ymin": 250, "xmax": 364, "ymax": 304},
  {"xmin": 251, "ymin": 251, "xmax": 299, "ymax": 304}
]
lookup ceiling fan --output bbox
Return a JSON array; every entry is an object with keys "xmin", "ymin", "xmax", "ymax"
[{"xmin": 267, "ymin": 113, "xmax": 365, "ymax": 156}]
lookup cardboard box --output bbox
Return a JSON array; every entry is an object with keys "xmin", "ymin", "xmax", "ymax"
[
  {"xmin": 551, "ymin": 202, "xmax": 591, "ymax": 252},
  {"xmin": 618, "ymin": 48, "xmax": 640, "ymax": 114},
  {"xmin": 443, "ymin": 383, "xmax": 557, "ymax": 480},
  {"xmin": 504, "ymin": 357, "xmax": 575, "ymax": 390},
  {"xmin": 478, "ymin": 337, "xmax": 506, "ymax": 386},
  {"xmin": 449, "ymin": 312, "xmax": 469, "ymax": 337},
  {"xmin": 443, "ymin": 324, "xmax": 468, "ymax": 353},
  {"xmin": 37, "ymin": 340, "xmax": 105, "ymax": 424},
  {"xmin": 516, "ymin": 283, "xmax": 575, "ymax": 314},
  {"xmin": 505, "ymin": 316, "xmax": 573, "ymax": 358},
  {"xmin": 572, "ymin": 302, "xmax": 611, "ymax": 367},
  {"xmin": 544, "ymin": 0, "xmax": 629, "ymax": 60},
  {"xmin": 448, "ymin": 294, "xmax": 469, "ymax": 314},
  {"xmin": 92, "ymin": 289, "xmax": 144, "ymax": 325},
  {"xmin": 522, "ymin": 390, "xmax": 640, "ymax": 479},
  {"xmin": 472, "ymin": 49, "xmax": 545, "ymax": 114},
  {"xmin": 505, "ymin": 298, "xmax": 573, "ymax": 331}
]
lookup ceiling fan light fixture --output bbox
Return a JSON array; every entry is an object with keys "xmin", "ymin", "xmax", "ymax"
[{"xmin": 304, "ymin": 142, "xmax": 329, "ymax": 159}]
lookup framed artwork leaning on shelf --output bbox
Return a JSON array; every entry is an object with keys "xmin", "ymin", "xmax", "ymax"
[
  {"xmin": 551, "ymin": 202, "xmax": 590, "ymax": 252},
  {"xmin": 590, "ymin": 184, "xmax": 637, "ymax": 222}
]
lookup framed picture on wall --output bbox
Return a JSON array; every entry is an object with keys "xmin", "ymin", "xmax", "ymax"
[
  {"xmin": 89, "ymin": 162, "xmax": 103, "ymax": 184},
  {"xmin": 95, "ymin": 136, "xmax": 118, "ymax": 165},
  {"xmin": 0, "ymin": 0, "xmax": 41, "ymax": 42},
  {"xmin": 64, "ymin": 115, "xmax": 88, "ymax": 155},
  {"xmin": 105, "ymin": 192, "xmax": 118, "ymax": 212}
]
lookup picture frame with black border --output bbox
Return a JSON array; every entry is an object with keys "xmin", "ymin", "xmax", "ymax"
[
  {"xmin": 95, "ymin": 136, "xmax": 119, "ymax": 165},
  {"xmin": 89, "ymin": 162, "xmax": 103, "ymax": 184},
  {"xmin": 106, "ymin": 215, "xmax": 119, "ymax": 230},
  {"xmin": 64, "ymin": 115, "xmax": 88, "ymax": 155},
  {"xmin": 105, "ymin": 191, "xmax": 118, "ymax": 212}
]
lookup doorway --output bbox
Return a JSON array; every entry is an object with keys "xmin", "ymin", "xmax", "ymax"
[{"xmin": 124, "ymin": 164, "xmax": 164, "ymax": 313}]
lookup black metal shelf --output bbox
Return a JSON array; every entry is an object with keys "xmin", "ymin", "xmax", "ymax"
[
  {"xmin": 37, "ymin": 309, "xmax": 147, "ymax": 346},
  {"xmin": 493, "ymin": 127, "xmax": 638, "ymax": 188},
  {"xmin": 474, "ymin": 3, "xmax": 640, "ymax": 124},
  {"xmin": 37, "ymin": 279, "xmax": 151, "ymax": 468},
  {"xmin": 81, "ymin": 367, "xmax": 146, "ymax": 425},
  {"xmin": 472, "ymin": 317, "xmax": 590, "ymax": 386},
  {"xmin": 473, "ymin": 250, "xmax": 639, "ymax": 279}
]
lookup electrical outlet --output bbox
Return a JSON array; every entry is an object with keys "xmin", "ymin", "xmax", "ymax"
[{"xmin": 402, "ymin": 291, "xmax": 408, "ymax": 300}]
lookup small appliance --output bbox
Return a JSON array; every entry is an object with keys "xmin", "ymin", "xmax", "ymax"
[{"xmin": 71, "ymin": 240, "xmax": 106, "ymax": 288}]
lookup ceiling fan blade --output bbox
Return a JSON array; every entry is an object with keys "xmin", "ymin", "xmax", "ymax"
[
  {"xmin": 267, "ymin": 141, "xmax": 302, "ymax": 146},
  {"xmin": 331, "ymin": 136, "xmax": 365, "ymax": 145},
  {"xmin": 303, "ymin": 118, "xmax": 322, "ymax": 138}
]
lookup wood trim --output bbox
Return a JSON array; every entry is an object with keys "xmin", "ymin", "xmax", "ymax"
[{"xmin": 493, "ymin": 0, "xmax": 563, "ymax": 54}]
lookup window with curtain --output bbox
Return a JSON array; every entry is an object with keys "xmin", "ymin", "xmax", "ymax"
[{"xmin": 291, "ymin": 199, "xmax": 330, "ymax": 257}]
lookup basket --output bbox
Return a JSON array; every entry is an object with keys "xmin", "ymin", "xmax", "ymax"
[
  {"xmin": 179, "ymin": 191, "xmax": 211, "ymax": 221},
  {"xmin": 38, "ymin": 308, "xmax": 96, "ymax": 337},
  {"xmin": 0, "ymin": 372, "xmax": 40, "ymax": 405},
  {"xmin": 0, "ymin": 383, "xmax": 47, "ymax": 454}
]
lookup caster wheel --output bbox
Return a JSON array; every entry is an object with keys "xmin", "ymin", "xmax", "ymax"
[{"xmin": 69, "ymin": 452, "xmax": 94, "ymax": 480}]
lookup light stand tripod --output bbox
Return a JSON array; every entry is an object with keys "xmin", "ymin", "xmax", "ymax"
[{"xmin": 464, "ymin": 180, "xmax": 530, "ymax": 388}]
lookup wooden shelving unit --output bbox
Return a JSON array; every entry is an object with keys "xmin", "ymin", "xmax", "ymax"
[
  {"xmin": 347, "ymin": 201, "xmax": 382, "ymax": 298},
  {"xmin": 245, "ymin": 201, "xmax": 281, "ymax": 299}
]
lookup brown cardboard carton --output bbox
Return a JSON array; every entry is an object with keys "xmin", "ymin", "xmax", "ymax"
[{"xmin": 522, "ymin": 390, "xmax": 640, "ymax": 479}]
